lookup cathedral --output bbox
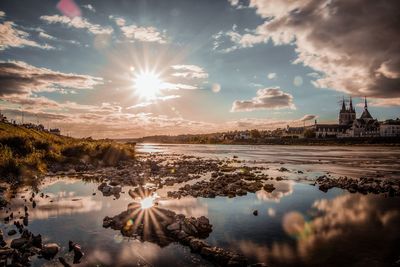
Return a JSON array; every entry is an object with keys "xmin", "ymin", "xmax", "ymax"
[{"xmin": 314, "ymin": 96, "xmax": 380, "ymax": 138}]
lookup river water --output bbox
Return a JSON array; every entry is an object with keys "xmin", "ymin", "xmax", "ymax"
[{"xmin": 1, "ymin": 144, "xmax": 399, "ymax": 267}]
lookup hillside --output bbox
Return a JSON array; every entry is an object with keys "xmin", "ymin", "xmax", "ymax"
[{"xmin": 0, "ymin": 122, "xmax": 135, "ymax": 183}]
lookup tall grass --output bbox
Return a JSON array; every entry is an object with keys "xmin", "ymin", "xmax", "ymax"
[{"xmin": 0, "ymin": 122, "xmax": 135, "ymax": 182}]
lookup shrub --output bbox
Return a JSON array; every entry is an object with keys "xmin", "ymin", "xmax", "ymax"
[
  {"xmin": 0, "ymin": 146, "xmax": 21, "ymax": 178},
  {"xmin": 0, "ymin": 136, "xmax": 33, "ymax": 157}
]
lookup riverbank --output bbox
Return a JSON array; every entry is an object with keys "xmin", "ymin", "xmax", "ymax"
[{"xmin": 0, "ymin": 122, "xmax": 135, "ymax": 184}]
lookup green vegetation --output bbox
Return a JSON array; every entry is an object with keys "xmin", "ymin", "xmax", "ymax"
[{"xmin": 0, "ymin": 122, "xmax": 135, "ymax": 182}]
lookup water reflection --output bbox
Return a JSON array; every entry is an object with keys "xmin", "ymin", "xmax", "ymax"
[
  {"xmin": 256, "ymin": 181, "xmax": 293, "ymax": 202},
  {"xmin": 233, "ymin": 194, "xmax": 400, "ymax": 267},
  {"xmin": 158, "ymin": 197, "xmax": 208, "ymax": 218},
  {"xmin": 1, "ymin": 176, "xmax": 399, "ymax": 267}
]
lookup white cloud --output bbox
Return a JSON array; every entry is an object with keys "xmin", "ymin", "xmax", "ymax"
[
  {"xmin": 40, "ymin": 14, "xmax": 113, "ymax": 35},
  {"xmin": 38, "ymin": 31, "xmax": 57, "ymax": 40},
  {"xmin": 171, "ymin": 65, "xmax": 209, "ymax": 79},
  {"xmin": 82, "ymin": 4, "xmax": 96, "ymax": 13},
  {"xmin": 111, "ymin": 17, "xmax": 167, "ymax": 43},
  {"xmin": 231, "ymin": 87, "xmax": 296, "ymax": 112},
  {"xmin": 0, "ymin": 21, "xmax": 54, "ymax": 50},
  {"xmin": 268, "ymin": 72, "xmax": 277, "ymax": 80}
]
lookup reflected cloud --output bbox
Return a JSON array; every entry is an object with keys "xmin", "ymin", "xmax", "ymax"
[
  {"xmin": 235, "ymin": 194, "xmax": 400, "ymax": 266},
  {"xmin": 256, "ymin": 181, "xmax": 293, "ymax": 202},
  {"xmin": 10, "ymin": 196, "xmax": 102, "ymax": 220},
  {"xmin": 158, "ymin": 196, "xmax": 208, "ymax": 218}
]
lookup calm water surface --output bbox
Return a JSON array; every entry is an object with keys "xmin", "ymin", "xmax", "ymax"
[{"xmin": 1, "ymin": 144, "xmax": 399, "ymax": 267}]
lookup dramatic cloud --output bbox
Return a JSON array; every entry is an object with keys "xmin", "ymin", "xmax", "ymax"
[
  {"xmin": 231, "ymin": 87, "xmax": 295, "ymax": 112},
  {"xmin": 171, "ymin": 65, "xmax": 209, "ymax": 79},
  {"xmin": 226, "ymin": 0, "xmax": 400, "ymax": 98},
  {"xmin": 111, "ymin": 17, "xmax": 167, "ymax": 43},
  {"xmin": 0, "ymin": 21, "xmax": 54, "ymax": 50},
  {"xmin": 40, "ymin": 14, "xmax": 113, "ymax": 35},
  {"xmin": 0, "ymin": 60, "xmax": 103, "ymax": 96}
]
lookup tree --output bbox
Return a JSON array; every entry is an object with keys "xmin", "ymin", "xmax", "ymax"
[{"xmin": 250, "ymin": 129, "xmax": 261, "ymax": 139}]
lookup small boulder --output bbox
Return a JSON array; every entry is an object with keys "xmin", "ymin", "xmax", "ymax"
[{"xmin": 41, "ymin": 243, "xmax": 60, "ymax": 259}]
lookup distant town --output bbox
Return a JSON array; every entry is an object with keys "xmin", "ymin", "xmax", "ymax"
[{"xmin": 135, "ymin": 97, "xmax": 400, "ymax": 144}]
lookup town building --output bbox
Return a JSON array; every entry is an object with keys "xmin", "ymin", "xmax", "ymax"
[
  {"xmin": 49, "ymin": 128, "xmax": 61, "ymax": 135},
  {"xmin": 285, "ymin": 96, "xmax": 390, "ymax": 139},
  {"xmin": 380, "ymin": 119, "xmax": 400, "ymax": 137}
]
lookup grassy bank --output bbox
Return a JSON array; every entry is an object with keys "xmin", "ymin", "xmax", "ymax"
[{"xmin": 0, "ymin": 122, "xmax": 135, "ymax": 183}]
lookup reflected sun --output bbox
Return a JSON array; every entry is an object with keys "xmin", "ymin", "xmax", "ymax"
[
  {"xmin": 134, "ymin": 71, "xmax": 163, "ymax": 99},
  {"xmin": 140, "ymin": 193, "xmax": 159, "ymax": 209}
]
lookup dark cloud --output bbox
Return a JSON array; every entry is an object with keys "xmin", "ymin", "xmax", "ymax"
[
  {"xmin": 0, "ymin": 60, "xmax": 103, "ymax": 96},
  {"xmin": 229, "ymin": 0, "xmax": 400, "ymax": 98},
  {"xmin": 231, "ymin": 87, "xmax": 295, "ymax": 112}
]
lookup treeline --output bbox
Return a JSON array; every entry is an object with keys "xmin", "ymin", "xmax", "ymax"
[{"xmin": 131, "ymin": 135, "xmax": 400, "ymax": 146}]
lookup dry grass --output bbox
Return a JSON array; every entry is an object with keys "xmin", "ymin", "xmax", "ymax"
[{"xmin": 0, "ymin": 122, "xmax": 135, "ymax": 181}]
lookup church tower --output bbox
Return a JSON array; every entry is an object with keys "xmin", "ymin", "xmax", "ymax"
[
  {"xmin": 349, "ymin": 96, "xmax": 356, "ymax": 122},
  {"xmin": 339, "ymin": 96, "xmax": 356, "ymax": 125},
  {"xmin": 339, "ymin": 97, "xmax": 348, "ymax": 125}
]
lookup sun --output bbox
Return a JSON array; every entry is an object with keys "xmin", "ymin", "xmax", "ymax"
[{"xmin": 133, "ymin": 71, "xmax": 163, "ymax": 99}]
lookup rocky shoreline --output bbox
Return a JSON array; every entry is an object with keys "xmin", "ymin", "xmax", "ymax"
[
  {"xmin": 102, "ymin": 200, "xmax": 249, "ymax": 266},
  {"xmin": 1, "ymin": 152, "xmax": 400, "ymax": 266}
]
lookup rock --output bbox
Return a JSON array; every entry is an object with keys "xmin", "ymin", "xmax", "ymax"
[
  {"xmin": 279, "ymin": 167, "xmax": 289, "ymax": 172},
  {"xmin": 11, "ymin": 237, "xmax": 29, "ymax": 249},
  {"xmin": 69, "ymin": 240, "xmax": 84, "ymax": 263},
  {"xmin": 167, "ymin": 222, "xmax": 180, "ymax": 231},
  {"xmin": 189, "ymin": 238, "xmax": 209, "ymax": 252},
  {"xmin": 59, "ymin": 257, "xmax": 72, "ymax": 267},
  {"xmin": 41, "ymin": 243, "xmax": 60, "ymax": 259},
  {"xmin": 253, "ymin": 210, "xmax": 258, "ymax": 216},
  {"xmin": 263, "ymin": 184, "xmax": 275, "ymax": 193},
  {"xmin": 109, "ymin": 181, "xmax": 120, "ymax": 186},
  {"xmin": 7, "ymin": 229, "xmax": 17, "ymax": 236},
  {"xmin": 0, "ymin": 230, "xmax": 6, "ymax": 247},
  {"xmin": 32, "ymin": 234, "xmax": 42, "ymax": 248}
]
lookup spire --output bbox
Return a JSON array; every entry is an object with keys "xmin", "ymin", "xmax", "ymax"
[
  {"xmin": 349, "ymin": 96, "xmax": 353, "ymax": 111},
  {"xmin": 341, "ymin": 96, "xmax": 346, "ymax": 111},
  {"xmin": 364, "ymin": 96, "xmax": 368, "ymax": 109}
]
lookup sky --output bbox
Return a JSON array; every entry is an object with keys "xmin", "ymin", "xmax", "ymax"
[{"xmin": 0, "ymin": 0, "xmax": 399, "ymax": 138}]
